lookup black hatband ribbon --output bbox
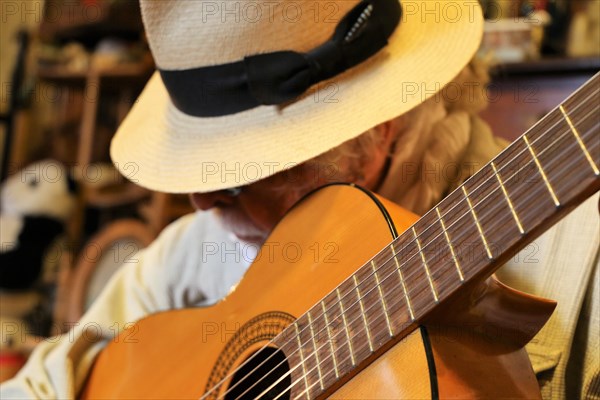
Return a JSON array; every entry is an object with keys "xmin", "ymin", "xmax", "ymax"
[{"xmin": 159, "ymin": 0, "xmax": 402, "ymax": 117}]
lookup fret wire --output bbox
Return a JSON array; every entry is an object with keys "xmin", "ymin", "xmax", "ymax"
[
  {"xmin": 332, "ymin": 108, "xmax": 592, "ymax": 390},
  {"xmin": 294, "ymin": 128, "xmax": 599, "ymax": 400},
  {"xmin": 226, "ymin": 184, "xmax": 588, "ymax": 400},
  {"xmin": 221, "ymin": 85, "xmax": 600, "ymax": 400},
  {"xmin": 290, "ymin": 120, "xmax": 600, "ymax": 398},
  {"xmin": 288, "ymin": 286, "xmax": 404, "ymax": 400},
  {"xmin": 563, "ymin": 101, "xmax": 600, "ymax": 146},
  {"xmin": 286, "ymin": 155, "xmax": 592, "ymax": 400},
  {"xmin": 559, "ymin": 105, "xmax": 600, "ymax": 175},
  {"xmin": 390, "ymin": 243, "xmax": 416, "ymax": 321},
  {"xmin": 306, "ymin": 311, "xmax": 325, "ymax": 391},
  {"xmin": 289, "ymin": 150, "xmax": 579, "ymax": 395},
  {"xmin": 411, "ymin": 227, "xmax": 439, "ymax": 302},
  {"xmin": 434, "ymin": 207, "xmax": 465, "ymax": 282},
  {"xmin": 358, "ymin": 94, "xmax": 600, "ymax": 327},
  {"xmin": 565, "ymin": 100, "xmax": 600, "ymax": 143},
  {"xmin": 293, "ymin": 322, "xmax": 310, "ymax": 397},
  {"xmin": 353, "ymin": 275, "xmax": 374, "ymax": 352},
  {"xmin": 289, "ymin": 285, "xmax": 414, "ymax": 400},
  {"xmin": 289, "ymin": 175, "xmax": 557, "ymax": 399},
  {"xmin": 563, "ymin": 76, "xmax": 600, "ymax": 117},
  {"xmin": 288, "ymin": 296, "xmax": 406, "ymax": 399},
  {"xmin": 290, "ymin": 122, "xmax": 599, "ymax": 399},
  {"xmin": 336, "ymin": 288, "xmax": 356, "ymax": 366},
  {"xmin": 289, "ymin": 272, "xmax": 425, "ymax": 400},
  {"xmin": 461, "ymin": 186, "xmax": 494, "ymax": 260},
  {"xmin": 523, "ymin": 114, "xmax": 596, "ymax": 207},
  {"xmin": 358, "ymin": 87, "xmax": 596, "ymax": 318},
  {"xmin": 297, "ymin": 231, "xmax": 504, "ymax": 398},
  {"xmin": 371, "ymin": 260, "xmax": 394, "ymax": 336},
  {"xmin": 523, "ymin": 135, "xmax": 561, "ymax": 206},
  {"xmin": 320, "ymin": 302, "xmax": 340, "ymax": 379},
  {"xmin": 491, "ymin": 162, "xmax": 526, "ymax": 234},
  {"xmin": 342, "ymin": 279, "xmax": 409, "ymax": 341}
]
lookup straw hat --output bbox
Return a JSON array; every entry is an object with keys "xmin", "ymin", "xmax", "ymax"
[{"xmin": 111, "ymin": 0, "xmax": 484, "ymax": 193}]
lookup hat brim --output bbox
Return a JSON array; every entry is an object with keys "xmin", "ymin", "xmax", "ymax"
[{"xmin": 111, "ymin": 1, "xmax": 483, "ymax": 193}]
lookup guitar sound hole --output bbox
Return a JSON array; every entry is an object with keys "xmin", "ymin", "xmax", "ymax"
[{"xmin": 225, "ymin": 347, "xmax": 291, "ymax": 400}]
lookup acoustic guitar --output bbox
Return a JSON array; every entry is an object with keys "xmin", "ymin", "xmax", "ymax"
[{"xmin": 82, "ymin": 73, "xmax": 599, "ymax": 399}]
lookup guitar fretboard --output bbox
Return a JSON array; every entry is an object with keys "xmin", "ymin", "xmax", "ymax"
[{"xmin": 265, "ymin": 73, "xmax": 599, "ymax": 400}]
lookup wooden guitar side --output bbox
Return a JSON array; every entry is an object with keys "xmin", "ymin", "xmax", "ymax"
[{"xmin": 82, "ymin": 185, "xmax": 553, "ymax": 399}]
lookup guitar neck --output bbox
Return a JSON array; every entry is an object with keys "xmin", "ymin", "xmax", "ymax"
[{"xmin": 271, "ymin": 73, "xmax": 600, "ymax": 399}]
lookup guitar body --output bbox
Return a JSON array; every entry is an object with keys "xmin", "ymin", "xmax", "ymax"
[{"xmin": 82, "ymin": 185, "xmax": 554, "ymax": 399}]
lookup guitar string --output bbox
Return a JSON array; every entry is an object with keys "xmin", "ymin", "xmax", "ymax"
[
  {"xmin": 210, "ymin": 86, "xmax": 589, "ymax": 400},
  {"xmin": 273, "ymin": 99, "xmax": 600, "ymax": 400},
  {"xmin": 243, "ymin": 95, "xmax": 595, "ymax": 398},
  {"xmin": 284, "ymin": 138, "xmax": 597, "ymax": 398},
  {"xmin": 204, "ymin": 79, "xmax": 589, "ymax": 398},
  {"xmin": 224, "ymin": 100, "xmax": 600, "ymax": 400},
  {"xmin": 223, "ymin": 82, "xmax": 596, "ymax": 400},
  {"xmin": 264, "ymin": 117, "xmax": 600, "ymax": 400},
  {"xmin": 226, "ymin": 116, "xmax": 600, "ymax": 400},
  {"xmin": 204, "ymin": 81, "xmax": 600, "ymax": 399},
  {"xmin": 206, "ymin": 84, "xmax": 599, "ymax": 400},
  {"xmin": 273, "ymin": 144, "xmax": 598, "ymax": 400},
  {"xmin": 274, "ymin": 105, "xmax": 600, "ymax": 400}
]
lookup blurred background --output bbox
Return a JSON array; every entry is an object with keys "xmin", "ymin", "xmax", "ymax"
[{"xmin": 0, "ymin": 0, "xmax": 598, "ymax": 382}]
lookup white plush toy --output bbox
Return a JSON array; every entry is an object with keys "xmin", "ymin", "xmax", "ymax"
[{"xmin": 1, "ymin": 160, "xmax": 76, "ymax": 290}]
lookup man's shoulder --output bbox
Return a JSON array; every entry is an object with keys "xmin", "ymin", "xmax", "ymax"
[
  {"xmin": 156, "ymin": 211, "xmax": 219, "ymax": 241},
  {"xmin": 149, "ymin": 211, "xmax": 233, "ymax": 259},
  {"xmin": 144, "ymin": 211, "xmax": 250, "ymax": 306}
]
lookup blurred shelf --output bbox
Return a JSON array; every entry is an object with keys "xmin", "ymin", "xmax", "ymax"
[
  {"xmin": 37, "ymin": 60, "xmax": 154, "ymax": 87},
  {"xmin": 84, "ymin": 183, "xmax": 150, "ymax": 209},
  {"xmin": 491, "ymin": 56, "xmax": 600, "ymax": 77},
  {"xmin": 39, "ymin": 0, "xmax": 143, "ymax": 47},
  {"xmin": 38, "ymin": 57, "xmax": 156, "ymax": 241}
]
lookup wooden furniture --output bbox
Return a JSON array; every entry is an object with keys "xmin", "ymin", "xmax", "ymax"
[
  {"xmin": 53, "ymin": 219, "xmax": 155, "ymax": 328},
  {"xmin": 37, "ymin": 61, "xmax": 154, "ymax": 239},
  {"xmin": 0, "ymin": 30, "xmax": 29, "ymax": 181},
  {"xmin": 37, "ymin": 61, "xmax": 153, "ymax": 183},
  {"xmin": 481, "ymin": 57, "xmax": 600, "ymax": 141},
  {"xmin": 37, "ymin": 59, "xmax": 194, "ymax": 240}
]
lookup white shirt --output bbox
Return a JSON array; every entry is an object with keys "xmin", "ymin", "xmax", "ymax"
[{"xmin": 0, "ymin": 211, "xmax": 251, "ymax": 399}]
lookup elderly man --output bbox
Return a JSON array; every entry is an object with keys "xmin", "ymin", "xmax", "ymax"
[{"xmin": 2, "ymin": 0, "xmax": 598, "ymax": 398}]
